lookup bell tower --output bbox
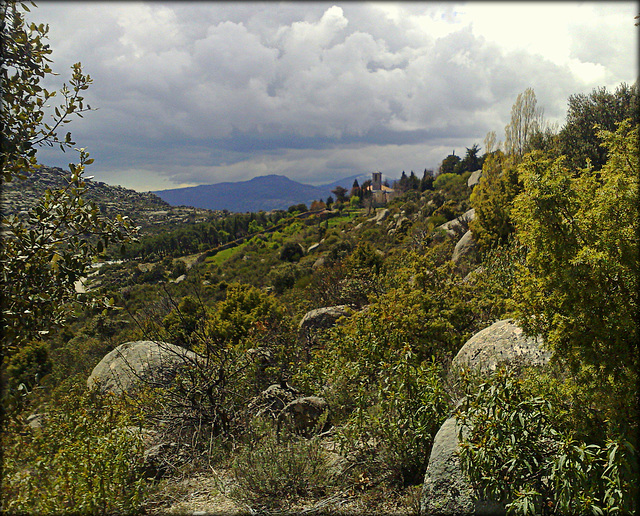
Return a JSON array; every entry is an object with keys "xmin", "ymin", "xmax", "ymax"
[{"xmin": 372, "ymin": 171, "xmax": 382, "ymax": 191}]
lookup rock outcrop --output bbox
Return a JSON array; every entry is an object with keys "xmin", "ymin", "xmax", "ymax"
[
  {"xmin": 87, "ymin": 340, "xmax": 199, "ymax": 395},
  {"xmin": 451, "ymin": 319, "xmax": 551, "ymax": 374},
  {"xmin": 247, "ymin": 383, "xmax": 301, "ymax": 420},
  {"xmin": 452, "ymin": 230, "xmax": 479, "ymax": 265},
  {"xmin": 467, "ymin": 169, "xmax": 483, "ymax": 188},
  {"xmin": 298, "ymin": 305, "xmax": 352, "ymax": 349},
  {"xmin": 420, "ymin": 417, "xmax": 505, "ymax": 515},
  {"xmin": 436, "ymin": 208, "xmax": 476, "ymax": 238},
  {"xmin": 278, "ymin": 396, "xmax": 330, "ymax": 437},
  {"xmin": 421, "ymin": 320, "xmax": 551, "ymax": 515},
  {"xmin": 368, "ymin": 208, "xmax": 390, "ymax": 224}
]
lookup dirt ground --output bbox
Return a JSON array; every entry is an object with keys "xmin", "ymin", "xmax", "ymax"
[{"xmin": 144, "ymin": 468, "xmax": 422, "ymax": 515}]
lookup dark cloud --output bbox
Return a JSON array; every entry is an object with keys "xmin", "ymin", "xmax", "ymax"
[{"xmin": 29, "ymin": 2, "xmax": 637, "ymax": 192}]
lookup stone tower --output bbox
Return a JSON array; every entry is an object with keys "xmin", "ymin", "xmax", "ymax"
[{"xmin": 372, "ymin": 171, "xmax": 382, "ymax": 191}]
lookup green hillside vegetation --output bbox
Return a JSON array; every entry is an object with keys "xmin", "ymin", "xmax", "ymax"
[{"xmin": 1, "ymin": 3, "xmax": 638, "ymax": 514}]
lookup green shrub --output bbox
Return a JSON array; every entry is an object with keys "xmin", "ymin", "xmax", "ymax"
[
  {"xmin": 456, "ymin": 368, "xmax": 638, "ymax": 515},
  {"xmin": 339, "ymin": 354, "xmax": 448, "ymax": 486},
  {"xmin": 512, "ymin": 121, "xmax": 638, "ymax": 376},
  {"xmin": 267, "ymin": 262, "xmax": 303, "ymax": 293},
  {"xmin": 203, "ymin": 283, "xmax": 286, "ymax": 348},
  {"xmin": 3, "ymin": 386, "xmax": 146, "ymax": 513},
  {"xmin": 433, "ymin": 172, "xmax": 465, "ymax": 194},
  {"xmin": 279, "ymin": 241, "xmax": 304, "ymax": 262},
  {"xmin": 162, "ymin": 295, "xmax": 206, "ymax": 348},
  {"xmin": 229, "ymin": 428, "xmax": 337, "ymax": 508},
  {"xmin": 5, "ymin": 340, "xmax": 52, "ymax": 394}
]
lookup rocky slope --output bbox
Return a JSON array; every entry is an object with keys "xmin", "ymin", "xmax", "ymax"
[{"xmin": 1, "ymin": 165, "xmax": 218, "ymax": 230}]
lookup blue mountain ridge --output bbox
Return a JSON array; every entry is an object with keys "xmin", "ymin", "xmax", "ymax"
[{"xmin": 152, "ymin": 173, "xmax": 374, "ymax": 213}]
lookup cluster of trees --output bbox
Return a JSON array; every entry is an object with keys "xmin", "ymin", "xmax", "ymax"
[
  {"xmin": 471, "ymin": 81, "xmax": 638, "ymax": 252},
  {"xmin": 120, "ymin": 210, "xmax": 291, "ymax": 259}
]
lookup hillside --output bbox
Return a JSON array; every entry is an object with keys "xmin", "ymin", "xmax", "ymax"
[
  {"xmin": 153, "ymin": 173, "xmax": 366, "ymax": 212},
  {"xmin": 1, "ymin": 165, "xmax": 219, "ymax": 230},
  {"xmin": 4, "ymin": 89, "xmax": 638, "ymax": 514}
]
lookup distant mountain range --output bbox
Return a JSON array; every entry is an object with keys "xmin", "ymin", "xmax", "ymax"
[{"xmin": 152, "ymin": 173, "xmax": 374, "ymax": 212}]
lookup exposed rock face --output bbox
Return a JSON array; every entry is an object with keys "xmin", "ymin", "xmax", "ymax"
[
  {"xmin": 451, "ymin": 319, "xmax": 551, "ymax": 374},
  {"xmin": 421, "ymin": 321, "xmax": 549, "ymax": 515},
  {"xmin": 87, "ymin": 340, "xmax": 199, "ymax": 395},
  {"xmin": 420, "ymin": 417, "xmax": 505, "ymax": 516},
  {"xmin": 26, "ymin": 413, "xmax": 48, "ymax": 430},
  {"xmin": 312, "ymin": 256, "xmax": 327, "ymax": 269},
  {"xmin": 298, "ymin": 305, "xmax": 352, "ymax": 349},
  {"xmin": 436, "ymin": 208, "xmax": 476, "ymax": 238},
  {"xmin": 278, "ymin": 396, "xmax": 330, "ymax": 437},
  {"xmin": 368, "ymin": 208, "xmax": 390, "ymax": 224},
  {"xmin": 452, "ymin": 230, "xmax": 479, "ymax": 265},
  {"xmin": 2, "ymin": 165, "xmax": 215, "ymax": 231},
  {"xmin": 467, "ymin": 169, "xmax": 483, "ymax": 188},
  {"xmin": 247, "ymin": 383, "xmax": 301, "ymax": 420}
]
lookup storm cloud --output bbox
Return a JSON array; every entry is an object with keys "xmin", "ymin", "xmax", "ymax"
[{"xmin": 29, "ymin": 2, "xmax": 638, "ymax": 191}]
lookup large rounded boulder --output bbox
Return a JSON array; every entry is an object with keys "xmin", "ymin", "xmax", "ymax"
[
  {"xmin": 420, "ymin": 417, "xmax": 505, "ymax": 515},
  {"xmin": 87, "ymin": 340, "xmax": 199, "ymax": 395},
  {"xmin": 451, "ymin": 319, "xmax": 551, "ymax": 374},
  {"xmin": 452, "ymin": 230, "xmax": 479, "ymax": 265},
  {"xmin": 298, "ymin": 305, "xmax": 352, "ymax": 349}
]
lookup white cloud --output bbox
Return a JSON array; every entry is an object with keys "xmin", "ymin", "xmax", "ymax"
[{"xmin": 28, "ymin": 2, "xmax": 638, "ymax": 191}]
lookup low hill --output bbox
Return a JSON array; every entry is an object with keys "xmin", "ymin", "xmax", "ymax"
[{"xmin": 1, "ymin": 166, "xmax": 217, "ymax": 230}]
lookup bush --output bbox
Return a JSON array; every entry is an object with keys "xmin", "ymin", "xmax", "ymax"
[
  {"xmin": 268, "ymin": 262, "xmax": 304, "ymax": 294},
  {"xmin": 4, "ymin": 340, "xmax": 52, "ymax": 394},
  {"xmin": 279, "ymin": 241, "xmax": 304, "ymax": 262},
  {"xmin": 433, "ymin": 172, "xmax": 465, "ymax": 192},
  {"xmin": 229, "ymin": 427, "xmax": 337, "ymax": 508},
  {"xmin": 162, "ymin": 295, "xmax": 206, "ymax": 348},
  {"xmin": 512, "ymin": 121, "xmax": 638, "ymax": 376},
  {"xmin": 456, "ymin": 368, "xmax": 638, "ymax": 515},
  {"xmin": 339, "ymin": 354, "xmax": 448, "ymax": 486},
  {"xmin": 3, "ymin": 385, "xmax": 146, "ymax": 513}
]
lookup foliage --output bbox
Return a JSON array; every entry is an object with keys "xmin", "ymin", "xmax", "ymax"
[
  {"xmin": 1, "ymin": 0, "xmax": 90, "ymax": 179},
  {"xmin": 558, "ymin": 82, "xmax": 638, "ymax": 170},
  {"xmin": 2, "ymin": 386, "xmax": 146, "ymax": 513},
  {"xmin": 469, "ymin": 150, "xmax": 521, "ymax": 251},
  {"xmin": 420, "ymin": 169, "xmax": 435, "ymax": 191},
  {"xmin": 512, "ymin": 120, "xmax": 638, "ymax": 376},
  {"xmin": 279, "ymin": 241, "xmax": 304, "ymax": 262},
  {"xmin": 433, "ymin": 172, "xmax": 463, "ymax": 191},
  {"xmin": 203, "ymin": 283, "xmax": 286, "ymax": 348},
  {"xmin": 331, "ymin": 185, "xmax": 349, "ymax": 203},
  {"xmin": 305, "ymin": 241, "xmax": 386, "ymax": 309},
  {"xmin": 504, "ymin": 88, "xmax": 545, "ymax": 160},
  {"xmin": 341, "ymin": 354, "xmax": 448, "ymax": 486},
  {"xmin": 162, "ymin": 295, "xmax": 206, "ymax": 348},
  {"xmin": 456, "ymin": 368, "xmax": 638, "ymax": 515},
  {"xmin": 1, "ymin": 1, "xmax": 135, "ymax": 358},
  {"xmin": 267, "ymin": 262, "xmax": 306, "ymax": 294},
  {"xmin": 4, "ymin": 339, "xmax": 52, "ymax": 395},
  {"xmin": 438, "ymin": 153, "xmax": 462, "ymax": 175},
  {"xmin": 288, "ymin": 202, "xmax": 308, "ymax": 213},
  {"xmin": 461, "ymin": 235, "xmax": 525, "ymax": 316},
  {"xmin": 230, "ymin": 426, "xmax": 337, "ymax": 508},
  {"xmin": 302, "ymin": 245, "xmax": 511, "ymax": 486},
  {"xmin": 120, "ymin": 209, "xmax": 288, "ymax": 260},
  {"xmin": 460, "ymin": 144, "xmax": 483, "ymax": 172}
]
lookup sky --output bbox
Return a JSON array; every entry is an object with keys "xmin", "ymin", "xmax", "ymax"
[{"xmin": 28, "ymin": 1, "xmax": 639, "ymax": 192}]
